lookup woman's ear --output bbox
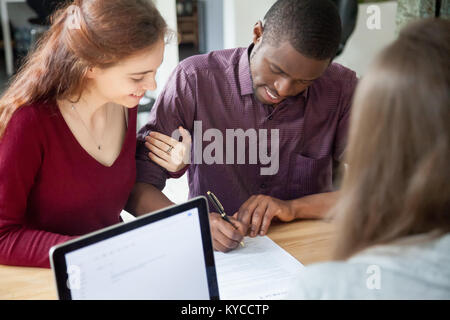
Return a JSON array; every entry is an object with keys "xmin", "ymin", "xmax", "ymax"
[
  {"xmin": 85, "ymin": 66, "xmax": 100, "ymax": 79},
  {"xmin": 252, "ymin": 20, "xmax": 264, "ymax": 45}
]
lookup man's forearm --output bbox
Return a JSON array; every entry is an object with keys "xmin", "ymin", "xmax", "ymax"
[
  {"xmin": 288, "ymin": 191, "xmax": 339, "ymax": 220},
  {"xmin": 125, "ymin": 182, "xmax": 174, "ymax": 216}
]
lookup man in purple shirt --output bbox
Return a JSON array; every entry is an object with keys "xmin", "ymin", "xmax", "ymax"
[{"xmin": 126, "ymin": 0, "xmax": 357, "ymax": 252}]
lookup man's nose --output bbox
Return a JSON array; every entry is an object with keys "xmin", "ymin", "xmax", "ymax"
[{"xmin": 274, "ymin": 77, "xmax": 295, "ymax": 97}]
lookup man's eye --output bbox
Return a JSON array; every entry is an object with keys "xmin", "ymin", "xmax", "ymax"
[
  {"xmin": 297, "ymin": 79, "xmax": 313, "ymax": 85},
  {"xmin": 131, "ymin": 78, "xmax": 144, "ymax": 82},
  {"xmin": 269, "ymin": 65, "xmax": 281, "ymax": 74}
]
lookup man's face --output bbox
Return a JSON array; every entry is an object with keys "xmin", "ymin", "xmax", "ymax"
[{"xmin": 249, "ymin": 36, "xmax": 330, "ymax": 105}]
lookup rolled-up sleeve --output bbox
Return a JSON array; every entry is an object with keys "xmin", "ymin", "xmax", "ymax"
[{"xmin": 136, "ymin": 65, "xmax": 196, "ymax": 190}]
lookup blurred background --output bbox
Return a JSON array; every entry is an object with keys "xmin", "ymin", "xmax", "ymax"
[{"xmin": 0, "ymin": 0, "xmax": 406, "ymax": 204}]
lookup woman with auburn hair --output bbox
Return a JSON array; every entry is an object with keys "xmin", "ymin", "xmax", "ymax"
[
  {"xmin": 290, "ymin": 18, "xmax": 450, "ymax": 299},
  {"xmin": 0, "ymin": 0, "xmax": 182, "ymax": 268}
]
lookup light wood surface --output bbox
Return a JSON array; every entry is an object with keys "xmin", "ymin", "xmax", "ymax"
[
  {"xmin": 269, "ymin": 219, "xmax": 337, "ymax": 265},
  {"xmin": 0, "ymin": 219, "xmax": 337, "ymax": 300}
]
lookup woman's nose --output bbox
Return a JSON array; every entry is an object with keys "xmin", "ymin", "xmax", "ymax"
[{"xmin": 142, "ymin": 76, "xmax": 157, "ymax": 91}]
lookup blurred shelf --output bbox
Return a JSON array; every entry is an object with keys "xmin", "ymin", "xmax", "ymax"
[{"xmin": 176, "ymin": 0, "xmax": 198, "ymax": 48}]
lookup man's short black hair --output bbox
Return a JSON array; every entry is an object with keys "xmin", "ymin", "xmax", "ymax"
[{"xmin": 263, "ymin": 0, "xmax": 342, "ymax": 60}]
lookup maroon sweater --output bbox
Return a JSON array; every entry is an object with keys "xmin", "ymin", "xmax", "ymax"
[{"xmin": 0, "ymin": 102, "xmax": 137, "ymax": 268}]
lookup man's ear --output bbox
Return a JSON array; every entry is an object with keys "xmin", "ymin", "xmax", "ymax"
[{"xmin": 252, "ymin": 20, "xmax": 264, "ymax": 45}]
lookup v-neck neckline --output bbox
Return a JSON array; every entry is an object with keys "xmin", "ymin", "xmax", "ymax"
[{"xmin": 54, "ymin": 101, "xmax": 133, "ymax": 169}]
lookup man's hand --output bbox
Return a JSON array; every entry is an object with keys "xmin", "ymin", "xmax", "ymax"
[
  {"xmin": 210, "ymin": 212, "xmax": 248, "ymax": 252},
  {"xmin": 236, "ymin": 195, "xmax": 294, "ymax": 237}
]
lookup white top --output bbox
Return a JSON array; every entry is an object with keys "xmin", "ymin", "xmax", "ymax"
[{"xmin": 288, "ymin": 233, "xmax": 450, "ymax": 299}]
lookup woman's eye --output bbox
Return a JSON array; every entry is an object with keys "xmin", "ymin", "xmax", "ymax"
[{"xmin": 131, "ymin": 78, "xmax": 144, "ymax": 82}]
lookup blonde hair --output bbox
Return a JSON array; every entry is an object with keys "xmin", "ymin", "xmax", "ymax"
[{"xmin": 332, "ymin": 18, "xmax": 450, "ymax": 260}]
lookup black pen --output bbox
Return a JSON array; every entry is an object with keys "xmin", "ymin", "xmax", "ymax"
[{"xmin": 207, "ymin": 191, "xmax": 244, "ymax": 247}]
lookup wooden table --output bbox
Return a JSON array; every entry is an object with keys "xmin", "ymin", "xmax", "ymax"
[{"xmin": 0, "ymin": 219, "xmax": 337, "ymax": 300}]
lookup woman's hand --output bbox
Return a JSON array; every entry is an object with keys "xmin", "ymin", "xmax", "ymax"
[{"xmin": 144, "ymin": 126, "xmax": 191, "ymax": 173}]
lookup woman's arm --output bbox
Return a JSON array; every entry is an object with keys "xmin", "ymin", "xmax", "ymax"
[
  {"xmin": 125, "ymin": 182, "xmax": 174, "ymax": 216},
  {"xmin": 0, "ymin": 106, "xmax": 75, "ymax": 268}
]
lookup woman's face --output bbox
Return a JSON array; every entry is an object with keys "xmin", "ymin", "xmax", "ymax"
[{"xmin": 88, "ymin": 39, "xmax": 165, "ymax": 108}]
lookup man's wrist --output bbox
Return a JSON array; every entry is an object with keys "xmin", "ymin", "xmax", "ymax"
[
  {"xmin": 287, "ymin": 198, "xmax": 306, "ymax": 220},
  {"xmin": 288, "ymin": 192, "xmax": 339, "ymax": 220}
]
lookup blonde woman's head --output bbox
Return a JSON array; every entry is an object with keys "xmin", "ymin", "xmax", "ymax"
[{"xmin": 333, "ymin": 18, "xmax": 450, "ymax": 260}]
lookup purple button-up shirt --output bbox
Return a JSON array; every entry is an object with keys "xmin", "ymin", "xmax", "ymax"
[{"xmin": 136, "ymin": 45, "xmax": 357, "ymax": 215}]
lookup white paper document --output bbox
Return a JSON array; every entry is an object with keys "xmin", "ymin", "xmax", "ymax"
[
  {"xmin": 119, "ymin": 211, "xmax": 304, "ymax": 299},
  {"xmin": 214, "ymin": 236, "xmax": 304, "ymax": 300}
]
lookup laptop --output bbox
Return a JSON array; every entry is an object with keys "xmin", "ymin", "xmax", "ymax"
[{"xmin": 50, "ymin": 196, "xmax": 219, "ymax": 300}]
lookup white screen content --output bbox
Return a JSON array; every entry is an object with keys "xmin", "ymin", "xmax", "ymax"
[{"xmin": 64, "ymin": 208, "xmax": 211, "ymax": 299}]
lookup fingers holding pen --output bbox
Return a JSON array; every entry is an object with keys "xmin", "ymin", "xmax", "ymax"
[{"xmin": 210, "ymin": 212, "xmax": 246, "ymax": 252}]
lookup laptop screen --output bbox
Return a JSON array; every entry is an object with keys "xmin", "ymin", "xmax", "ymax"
[{"xmin": 51, "ymin": 198, "xmax": 218, "ymax": 300}]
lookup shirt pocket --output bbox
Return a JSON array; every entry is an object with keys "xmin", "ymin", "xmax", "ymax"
[{"xmin": 287, "ymin": 153, "xmax": 333, "ymax": 199}]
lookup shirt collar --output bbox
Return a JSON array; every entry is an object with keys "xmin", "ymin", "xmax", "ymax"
[{"xmin": 238, "ymin": 44, "xmax": 255, "ymax": 96}]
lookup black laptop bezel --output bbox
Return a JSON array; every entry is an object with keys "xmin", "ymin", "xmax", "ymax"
[{"xmin": 50, "ymin": 196, "xmax": 219, "ymax": 300}]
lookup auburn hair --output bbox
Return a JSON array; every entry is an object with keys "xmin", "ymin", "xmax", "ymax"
[
  {"xmin": 331, "ymin": 18, "xmax": 450, "ymax": 260},
  {"xmin": 0, "ymin": 0, "xmax": 168, "ymax": 138}
]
